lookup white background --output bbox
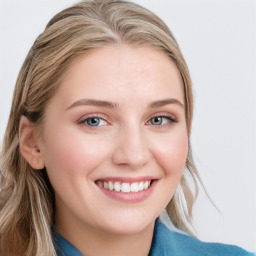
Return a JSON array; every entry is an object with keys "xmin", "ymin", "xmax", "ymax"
[{"xmin": 0, "ymin": 0, "xmax": 255, "ymax": 252}]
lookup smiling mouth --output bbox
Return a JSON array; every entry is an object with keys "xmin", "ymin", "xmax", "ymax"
[{"xmin": 95, "ymin": 180, "xmax": 153, "ymax": 193}]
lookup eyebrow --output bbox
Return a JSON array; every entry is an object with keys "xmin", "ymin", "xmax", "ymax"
[
  {"xmin": 66, "ymin": 98, "xmax": 184, "ymax": 110},
  {"xmin": 66, "ymin": 99, "xmax": 119, "ymax": 110},
  {"xmin": 148, "ymin": 98, "xmax": 184, "ymax": 108}
]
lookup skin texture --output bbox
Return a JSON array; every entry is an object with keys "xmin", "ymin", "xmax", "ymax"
[{"xmin": 20, "ymin": 45, "xmax": 189, "ymax": 256}]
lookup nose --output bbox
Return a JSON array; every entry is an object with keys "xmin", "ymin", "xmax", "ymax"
[{"xmin": 112, "ymin": 125, "xmax": 151, "ymax": 169}]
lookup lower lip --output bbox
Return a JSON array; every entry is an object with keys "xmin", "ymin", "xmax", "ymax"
[{"xmin": 96, "ymin": 180, "xmax": 157, "ymax": 203}]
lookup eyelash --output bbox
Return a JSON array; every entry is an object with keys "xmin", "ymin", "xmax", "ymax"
[
  {"xmin": 77, "ymin": 113, "xmax": 109, "ymax": 128},
  {"xmin": 77, "ymin": 113, "xmax": 176, "ymax": 128},
  {"xmin": 146, "ymin": 114, "xmax": 176, "ymax": 127}
]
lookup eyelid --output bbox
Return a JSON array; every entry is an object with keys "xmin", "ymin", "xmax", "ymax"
[{"xmin": 149, "ymin": 112, "xmax": 177, "ymax": 121}]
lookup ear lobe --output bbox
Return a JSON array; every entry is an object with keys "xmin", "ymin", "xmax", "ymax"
[{"xmin": 19, "ymin": 116, "xmax": 45, "ymax": 170}]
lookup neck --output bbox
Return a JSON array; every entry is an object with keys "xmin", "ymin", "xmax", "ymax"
[{"xmin": 55, "ymin": 214, "xmax": 155, "ymax": 256}]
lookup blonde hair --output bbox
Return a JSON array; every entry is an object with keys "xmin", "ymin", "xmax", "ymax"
[{"xmin": 0, "ymin": 0, "xmax": 201, "ymax": 255}]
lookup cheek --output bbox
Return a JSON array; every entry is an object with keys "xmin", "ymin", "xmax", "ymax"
[
  {"xmin": 41, "ymin": 127, "xmax": 109, "ymax": 178},
  {"xmin": 151, "ymin": 130, "xmax": 188, "ymax": 176}
]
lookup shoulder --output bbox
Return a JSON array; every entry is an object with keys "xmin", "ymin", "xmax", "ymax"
[{"xmin": 149, "ymin": 218, "xmax": 255, "ymax": 256}]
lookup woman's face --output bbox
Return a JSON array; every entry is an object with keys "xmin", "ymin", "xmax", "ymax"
[{"xmin": 38, "ymin": 45, "xmax": 188, "ymax": 235}]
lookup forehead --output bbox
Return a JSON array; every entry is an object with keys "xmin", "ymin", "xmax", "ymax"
[{"xmin": 53, "ymin": 45, "xmax": 184, "ymax": 107}]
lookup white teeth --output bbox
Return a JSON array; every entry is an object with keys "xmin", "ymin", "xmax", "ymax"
[
  {"xmin": 121, "ymin": 183, "xmax": 130, "ymax": 193},
  {"xmin": 130, "ymin": 182, "xmax": 139, "ymax": 192},
  {"xmin": 139, "ymin": 181, "xmax": 144, "ymax": 191},
  {"xmin": 104, "ymin": 182, "xmax": 108, "ymax": 189},
  {"xmin": 114, "ymin": 182, "xmax": 121, "ymax": 192},
  {"xmin": 97, "ymin": 180, "xmax": 152, "ymax": 192},
  {"xmin": 108, "ymin": 181, "xmax": 114, "ymax": 191},
  {"xmin": 144, "ymin": 181, "xmax": 150, "ymax": 189}
]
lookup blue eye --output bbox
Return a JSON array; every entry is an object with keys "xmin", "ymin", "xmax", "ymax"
[
  {"xmin": 149, "ymin": 116, "xmax": 175, "ymax": 126},
  {"xmin": 80, "ymin": 117, "xmax": 107, "ymax": 127},
  {"xmin": 86, "ymin": 117, "xmax": 100, "ymax": 126},
  {"xmin": 150, "ymin": 116, "xmax": 164, "ymax": 125}
]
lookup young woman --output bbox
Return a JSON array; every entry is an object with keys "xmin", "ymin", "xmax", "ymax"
[{"xmin": 0, "ymin": 1, "xmax": 255, "ymax": 255}]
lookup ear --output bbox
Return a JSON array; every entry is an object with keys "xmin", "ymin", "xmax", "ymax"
[{"xmin": 19, "ymin": 116, "xmax": 45, "ymax": 170}]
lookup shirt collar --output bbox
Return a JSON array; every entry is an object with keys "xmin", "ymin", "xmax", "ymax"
[{"xmin": 52, "ymin": 227, "xmax": 83, "ymax": 256}]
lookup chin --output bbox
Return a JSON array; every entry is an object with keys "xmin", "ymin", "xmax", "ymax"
[{"xmin": 97, "ymin": 210, "xmax": 156, "ymax": 236}]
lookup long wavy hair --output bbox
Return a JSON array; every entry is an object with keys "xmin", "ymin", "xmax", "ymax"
[{"xmin": 0, "ymin": 0, "xmax": 201, "ymax": 255}]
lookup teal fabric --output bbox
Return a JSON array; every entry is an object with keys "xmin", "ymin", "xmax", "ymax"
[
  {"xmin": 148, "ymin": 219, "xmax": 255, "ymax": 256},
  {"xmin": 53, "ymin": 228, "xmax": 83, "ymax": 256},
  {"xmin": 53, "ymin": 219, "xmax": 255, "ymax": 256}
]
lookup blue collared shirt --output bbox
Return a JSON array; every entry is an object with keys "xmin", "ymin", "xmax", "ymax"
[{"xmin": 53, "ymin": 218, "xmax": 255, "ymax": 256}]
